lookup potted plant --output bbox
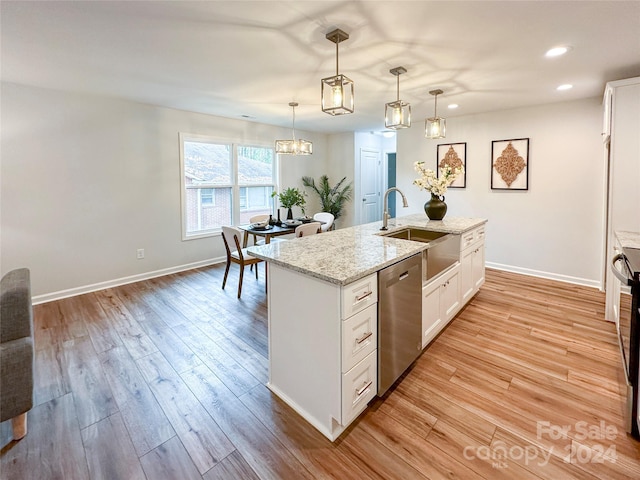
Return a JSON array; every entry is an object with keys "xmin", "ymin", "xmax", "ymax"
[
  {"xmin": 272, "ymin": 187, "xmax": 306, "ymax": 219},
  {"xmin": 301, "ymin": 175, "xmax": 353, "ymax": 223}
]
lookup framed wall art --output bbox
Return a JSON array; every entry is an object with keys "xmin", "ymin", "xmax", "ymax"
[
  {"xmin": 491, "ymin": 138, "xmax": 529, "ymax": 190},
  {"xmin": 437, "ymin": 142, "xmax": 466, "ymax": 188}
]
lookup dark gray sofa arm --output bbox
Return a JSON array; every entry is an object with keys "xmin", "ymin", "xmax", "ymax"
[
  {"xmin": 0, "ymin": 267, "xmax": 35, "ymax": 439},
  {"xmin": 1, "ymin": 268, "xmax": 33, "ymax": 343},
  {"xmin": 0, "ymin": 336, "xmax": 34, "ymax": 421}
]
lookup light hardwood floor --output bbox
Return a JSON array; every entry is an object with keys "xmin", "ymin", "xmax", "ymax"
[{"xmin": 1, "ymin": 265, "xmax": 639, "ymax": 479}]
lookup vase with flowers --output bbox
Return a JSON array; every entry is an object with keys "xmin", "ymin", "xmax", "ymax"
[{"xmin": 413, "ymin": 162, "xmax": 464, "ymax": 220}]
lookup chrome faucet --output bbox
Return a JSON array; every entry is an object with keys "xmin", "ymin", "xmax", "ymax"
[{"xmin": 381, "ymin": 187, "xmax": 408, "ymax": 230}]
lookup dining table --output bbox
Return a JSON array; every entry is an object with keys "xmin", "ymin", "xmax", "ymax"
[{"xmin": 238, "ymin": 220, "xmax": 325, "ymax": 247}]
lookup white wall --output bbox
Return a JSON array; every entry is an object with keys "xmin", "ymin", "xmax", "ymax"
[
  {"xmin": 397, "ymin": 97, "xmax": 605, "ymax": 287},
  {"xmin": 326, "ymin": 132, "xmax": 356, "ymax": 228},
  {"xmin": 1, "ymin": 83, "xmax": 327, "ymax": 299},
  {"xmin": 0, "ymin": 82, "xmax": 608, "ymax": 298}
]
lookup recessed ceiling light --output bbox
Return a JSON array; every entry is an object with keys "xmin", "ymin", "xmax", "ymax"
[
  {"xmin": 557, "ymin": 84, "xmax": 573, "ymax": 91},
  {"xmin": 448, "ymin": 104, "xmax": 459, "ymax": 109},
  {"xmin": 546, "ymin": 46, "xmax": 570, "ymax": 57}
]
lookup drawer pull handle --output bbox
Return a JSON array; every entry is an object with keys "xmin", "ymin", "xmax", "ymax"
[
  {"xmin": 355, "ymin": 291, "xmax": 373, "ymax": 302},
  {"xmin": 399, "ymin": 272, "xmax": 409, "ymax": 281},
  {"xmin": 356, "ymin": 331, "xmax": 373, "ymax": 344},
  {"xmin": 356, "ymin": 380, "xmax": 373, "ymax": 397}
]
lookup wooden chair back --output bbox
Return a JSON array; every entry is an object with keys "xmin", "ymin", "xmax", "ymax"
[{"xmin": 295, "ymin": 222, "xmax": 322, "ymax": 238}]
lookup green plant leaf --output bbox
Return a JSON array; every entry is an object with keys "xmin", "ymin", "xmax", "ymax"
[{"xmin": 302, "ymin": 175, "xmax": 353, "ymax": 220}]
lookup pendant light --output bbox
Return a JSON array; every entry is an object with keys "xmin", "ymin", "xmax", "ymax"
[
  {"xmin": 424, "ymin": 89, "xmax": 446, "ymax": 139},
  {"xmin": 275, "ymin": 102, "xmax": 312, "ymax": 155},
  {"xmin": 385, "ymin": 66, "xmax": 411, "ymax": 129},
  {"xmin": 321, "ymin": 28, "xmax": 354, "ymax": 115}
]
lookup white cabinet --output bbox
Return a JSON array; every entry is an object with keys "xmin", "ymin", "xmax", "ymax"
[
  {"xmin": 341, "ymin": 351, "xmax": 377, "ymax": 425},
  {"xmin": 422, "ymin": 279, "xmax": 442, "ymax": 348},
  {"xmin": 441, "ymin": 267, "xmax": 461, "ymax": 322},
  {"xmin": 341, "ymin": 273, "xmax": 378, "ymax": 318},
  {"xmin": 263, "ymin": 221, "xmax": 489, "ymax": 441},
  {"xmin": 266, "ymin": 266, "xmax": 376, "ymax": 441},
  {"xmin": 342, "ymin": 303, "xmax": 377, "ymax": 372},
  {"xmin": 421, "ymin": 224, "xmax": 485, "ymax": 349},
  {"xmin": 422, "ymin": 264, "xmax": 460, "ymax": 348},
  {"xmin": 460, "ymin": 225, "xmax": 486, "ymax": 303},
  {"xmin": 340, "ymin": 274, "xmax": 378, "ymax": 424}
]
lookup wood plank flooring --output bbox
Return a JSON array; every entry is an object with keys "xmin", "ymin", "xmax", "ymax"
[{"xmin": 2, "ymin": 265, "xmax": 639, "ymax": 479}]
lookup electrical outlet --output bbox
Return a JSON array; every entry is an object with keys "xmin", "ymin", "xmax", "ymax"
[{"xmin": 137, "ymin": 248, "xmax": 145, "ymax": 259}]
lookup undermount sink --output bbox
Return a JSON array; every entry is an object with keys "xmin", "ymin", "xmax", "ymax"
[{"xmin": 379, "ymin": 227, "xmax": 448, "ymax": 243}]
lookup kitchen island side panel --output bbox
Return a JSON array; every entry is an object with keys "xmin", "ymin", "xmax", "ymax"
[{"xmin": 267, "ymin": 263, "xmax": 342, "ymax": 438}]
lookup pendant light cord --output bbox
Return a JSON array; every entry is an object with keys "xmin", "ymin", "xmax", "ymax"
[{"xmin": 291, "ymin": 105, "xmax": 296, "ymax": 141}]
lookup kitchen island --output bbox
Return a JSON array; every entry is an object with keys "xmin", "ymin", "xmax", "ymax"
[{"xmin": 248, "ymin": 214, "xmax": 487, "ymax": 440}]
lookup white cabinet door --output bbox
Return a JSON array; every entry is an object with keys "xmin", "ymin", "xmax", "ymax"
[
  {"xmin": 472, "ymin": 244, "xmax": 485, "ymax": 290},
  {"xmin": 460, "ymin": 246, "xmax": 474, "ymax": 303},
  {"xmin": 422, "ymin": 280, "xmax": 443, "ymax": 348},
  {"xmin": 460, "ymin": 225, "xmax": 486, "ymax": 303},
  {"xmin": 441, "ymin": 267, "xmax": 460, "ymax": 322},
  {"xmin": 421, "ymin": 264, "xmax": 460, "ymax": 348}
]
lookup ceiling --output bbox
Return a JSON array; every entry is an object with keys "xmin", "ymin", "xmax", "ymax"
[{"xmin": 2, "ymin": 1, "xmax": 639, "ymax": 134}]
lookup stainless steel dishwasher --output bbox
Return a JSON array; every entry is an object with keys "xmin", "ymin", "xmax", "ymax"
[{"xmin": 378, "ymin": 253, "xmax": 423, "ymax": 395}]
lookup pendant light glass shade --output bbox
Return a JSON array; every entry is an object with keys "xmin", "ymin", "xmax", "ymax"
[
  {"xmin": 275, "ymin": 102, "xmax": 312, "ymax": 155},
  {"xmin": 424, "ymin": 89, "xmax": 446, "ymax": 139},
  {"xmin": 321, "ymin": 29, "xmax": 354, "ymax": 115},
  {"xmin": 385, "ymin": 66, "xmax": 411, "ymax": 129}
]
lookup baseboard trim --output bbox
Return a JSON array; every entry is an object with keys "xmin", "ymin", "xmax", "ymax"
[
  {"xmin": 33, "ymin": 258, "xmax": 601, "ymax": 304},
  {"xmin": 486, "ymin": 262, "xmax": 601, "ymax": 289},
  {"xmin": 32, "ymin": 257, "xmax": 226, "ymax": 304}
]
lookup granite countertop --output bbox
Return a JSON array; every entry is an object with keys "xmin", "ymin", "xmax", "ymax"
[
  {"xmin": 247, "ymin": 215, "xmax": 487, "ymax": 286},
  {"xmin": 616, "ymin": 230, "xmax": 640, "ymax": 250}
]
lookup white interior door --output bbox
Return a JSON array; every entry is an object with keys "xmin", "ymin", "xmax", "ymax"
[{"xmin": 359, "ymin": 148, "xmax": 381, "ymax": 224}]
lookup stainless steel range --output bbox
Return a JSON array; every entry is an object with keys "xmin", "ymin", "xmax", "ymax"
[{"xmin": 611, "ymin": 246, "xmax": 640, "ymax": 439}]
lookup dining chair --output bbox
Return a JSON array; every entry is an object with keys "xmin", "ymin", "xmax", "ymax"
[
  {"xmin": 249, "ymin": 214, "xmax": 270, "ymax": 245},
  {"xmin": 221, "ymin": 226, "xmax": 263, "ymax": 298},
  {"xmin": 295, "ymin": 222, "xmax": 322, "ymax": 238},
  {"xmin": 313, "ymin": 212, "xmax": 335, "ymax": 232}
]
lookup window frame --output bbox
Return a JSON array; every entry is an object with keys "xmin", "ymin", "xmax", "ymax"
[{"xmin": 179, "ymin": 133, "xmax": 277, "ymax": 240}]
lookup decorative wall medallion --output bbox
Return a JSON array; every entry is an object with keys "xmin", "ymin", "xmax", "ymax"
[
  {"xmin": 437, "ymin": 142, "xmax": 466, "ymax": 188},
  {"xmin": 491, "ymin": 138, "xmax": 529, "ymax": 190},
  {"xmin": 494, "ymin": 143, "xmax": 525, "ymax": 186}
]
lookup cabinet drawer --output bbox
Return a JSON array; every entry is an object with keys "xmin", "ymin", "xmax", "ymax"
[
  {"xmin": 341, "ymin": 273, "xmax": 377, "ymax": 319},
  {"xmin": 461, "ymin": 231, "xmax": 476, "ymax": 249},
  {"xmin": 342, "ymin": 304, "xmax": 377, "ymax": 373},
  {"xmin": 341, "ymin": 351, "xmax": 377, "ymax": 425},
  {"xmin": 461, "ymin": 225, "xmax": 485, "ymax": 250}
]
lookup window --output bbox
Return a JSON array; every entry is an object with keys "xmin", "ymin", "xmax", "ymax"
[
  {"xmin": 200, "ymin": 188, "xmax": 214, "ymax": 206},
  {"xmin": 180, "ymin": 134, "xmax": 276, "ymax": 238}
]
